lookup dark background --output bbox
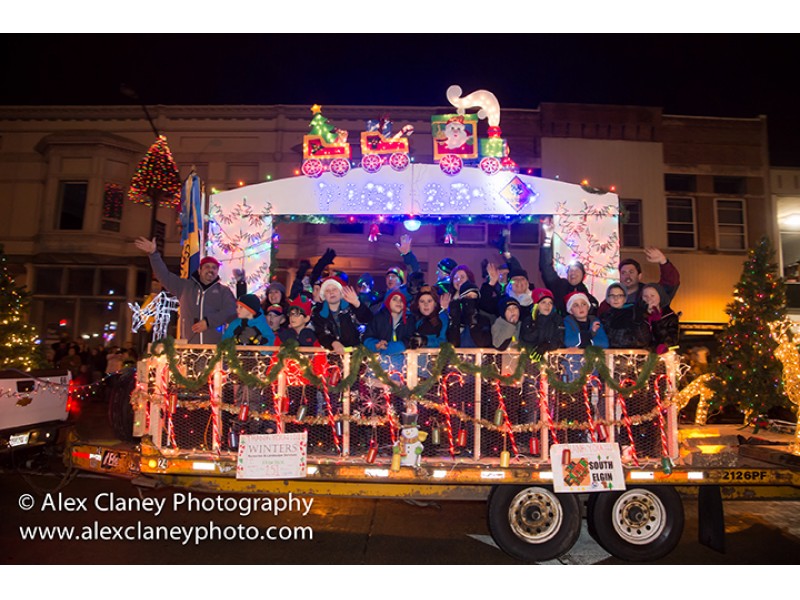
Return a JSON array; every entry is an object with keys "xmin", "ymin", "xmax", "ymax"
[{"xmin": 3, "ymin": 34, "xmax": 798, "ymax": 165}]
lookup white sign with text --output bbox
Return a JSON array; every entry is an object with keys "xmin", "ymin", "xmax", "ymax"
[
  {"xmin": 237, "ymin": 432, "xmax": 308, "ymax": 480},
  {"xmin": 551, "ymin": 443, "xmax": 625, "ymax": 493}
]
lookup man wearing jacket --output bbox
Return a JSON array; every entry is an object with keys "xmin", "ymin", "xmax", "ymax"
[{"xmin": 134, "ymin": 237, "xmax": 237, "ymax": 344}]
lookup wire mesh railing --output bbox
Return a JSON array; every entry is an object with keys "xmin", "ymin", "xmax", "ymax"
[{"xmin": 131, "ymin": 343, "xmax": 679, "ymax": 466}]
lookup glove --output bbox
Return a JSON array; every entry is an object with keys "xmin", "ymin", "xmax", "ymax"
[
  {"xmin": 490, "ymin": 229, "xmax": 510, "ymax": 254},
  {"xmin": 320, "ymin": 248, "xmax": 336, "ymax": 267},
  {"xmin": 407, "ymin": 333, "xmax": 427, "ymax": 349}
]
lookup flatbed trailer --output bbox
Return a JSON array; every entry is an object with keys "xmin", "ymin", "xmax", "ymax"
[{"xmin": 66, "ymin": 343, "xmax": 800, "ymax": 563}]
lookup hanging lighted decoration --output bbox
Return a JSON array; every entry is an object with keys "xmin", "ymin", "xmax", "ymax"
[
  {"xmin": 360, "ymin": 115, "xmax": 414, "ymax": 173},
  {"xmin": 128, "ymin": 291, "xmax": 179, "ymax": 342},
  {"xmin": 431, "ymin": 85, "xmax": 518, "ymax": 177},
  {"xmin": 206, "ymin": 197, "xmax": 273, "ymax": 296},
  {"xmin": 128, "ymin": 135, "xmax": 182, "ymax": 207},
  {"xmin": 302, "ymin": 105, "xmax": 351, "ymax": 178}
]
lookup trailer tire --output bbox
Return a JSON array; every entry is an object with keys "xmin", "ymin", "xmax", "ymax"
[
  {"xmin": 487, "ymin": 485, "xmax": 581, "ymax": 562},
  {"xmin": 587, "ymin": 486, "xmax": 684, "ymax": 562}
]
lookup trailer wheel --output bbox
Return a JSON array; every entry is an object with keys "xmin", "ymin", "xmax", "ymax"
[
  {"xmin": 487, "ymin": 485, "xmax": 581, "ymax": 562},
  {"xmin": 587, "ymin": 486, "xmax": 684, "ymax": 562}
]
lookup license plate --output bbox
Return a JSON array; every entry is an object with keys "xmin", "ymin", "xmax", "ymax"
[{"xmin": 9, "ymin": 433, "xmax": 30, "ymax": 447}]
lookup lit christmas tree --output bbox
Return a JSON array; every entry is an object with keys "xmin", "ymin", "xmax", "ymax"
[
  {"xmin": 0, "ymin": 246, "xmax": 43, "ymax": 371},
  {"xmin": 308, "ymin": 104, "xmax": 342, "ymax": 144},
  {"xmin": 712, "ymin": 236, "xmax": 791, "ymax": 418},
  {"xmin": 128, "ymin": 135, "xmax": 181, "ymax": 207}
]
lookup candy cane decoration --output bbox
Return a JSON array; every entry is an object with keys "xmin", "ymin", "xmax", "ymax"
[
  {"xmin": 617, "ymin": 378, "xmax": 640, "ymax": 467},
  {"xmin": 493, "ymin": 381, "xmax": 519, "ymax": 457},
  {"xmin": 270, "ymin": 382, "xmax": 284, "ymax": 434},
  {"xmin": 440, "ymin": 371, "xmax": 464, "ymax": 460},
  {"xmin": 653, "ymin": 374, "xmax": 671, "ymax": 460},
  {"xmin": 320, "ymin": 379, "xmax": 341, "ymax": 454},
  {"xmin": 208, "ymin": 368, "xmax": 223, "ymax": 452},
  {"xmin": 582, "ymin": 375, "xmax": 602, "ymax": 443},
  {"xmin": 539, "ymin": 369, "xmax": 559, "ymax": 444},
  {"xmin": 381, "ymin": 387, "xmax": 398, "ymax": 445}
]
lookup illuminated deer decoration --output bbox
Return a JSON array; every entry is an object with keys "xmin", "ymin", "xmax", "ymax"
[{"xmin": 129, "ymin": 291, "xmax": 180, "ymax": 342}]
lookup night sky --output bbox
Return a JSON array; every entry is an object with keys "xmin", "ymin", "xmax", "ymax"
[{"xmin": 3, "ymin": 34, "xmax": 799, "ymax": 165}]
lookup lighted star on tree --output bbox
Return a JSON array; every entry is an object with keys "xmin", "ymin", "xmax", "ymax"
[
  {"xmin": 711, "ymin": 236, "xmax": 792, "ymax": 419},
  {"xmin": 128, "ymin": 135, "xmax": 181, "ymax": 207},
  {"xmin": 0, "ymin": 245, "xmax": 43, "ymax": 371}
]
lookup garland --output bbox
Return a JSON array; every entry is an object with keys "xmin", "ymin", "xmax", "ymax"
[{"xmin": 545, "ymin": 346, "xmax": 659, "ymax": 397}]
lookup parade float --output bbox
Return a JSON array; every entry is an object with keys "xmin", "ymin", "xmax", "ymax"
[{"xmin": 63, "ymin": 86, "xmax": 800, "ymax": 563}]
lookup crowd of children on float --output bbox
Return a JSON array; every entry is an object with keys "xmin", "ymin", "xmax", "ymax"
[{"xmin": 223, "ymin": 221, "xmax": 681, "ymax": 360}]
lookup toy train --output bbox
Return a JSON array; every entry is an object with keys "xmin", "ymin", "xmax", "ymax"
[{"xmin": 301, "ymin": 86, "xmax": 517, "ymax": 178}]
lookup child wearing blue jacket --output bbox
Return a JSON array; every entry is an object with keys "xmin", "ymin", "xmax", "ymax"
[{"xmin": 222, "ymin": 294, "xmax": 276, "ymax": 346}]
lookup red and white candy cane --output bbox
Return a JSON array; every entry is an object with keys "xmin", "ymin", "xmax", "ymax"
[
  {"xmin": 270, "ymin": 382, "xmax": 284, "ymax": 434},
  {"xmin": 208, "ymin": 369, "xmax": 224, "ymax": 453},
  {"xmin": 582, "ymin": 375, "xmax": 603, "ymax": 443},
  {"xmin": 493, "ymin": 381, "xmax": 519, "ymax": 457},
  {"xmin": 539, "ymin": 371, "xmax": 560, "ymax": 444},
  {"xmin": 440, "ymin": 371, "xmax": 464, "ymax": 460},
  {"xmin": 381, "ymin": 386, "xmax": 398, "ymax": 445},
  {"xmin": 617, "ymin": 378, "xmax": 640, "ymax": 467},
  {"xmin": 320, "ymin": 379, "xmax": 341, "ymax": 453},
  {"xmin": 653, "ymin": 374, "xmax": 671, "ymax": 460}
]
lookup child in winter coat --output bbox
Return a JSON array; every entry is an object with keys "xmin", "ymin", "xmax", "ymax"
[
  {"xmin": 520, "ymin": 288, "xmax": 565, "ymax": 354},
  {"xmin": 409, "ymin": 286, "xmax": 449, "ymax": 349},
  {"xmin": 363, "ymin": 291, "xmax": 416, "ymax": 356},
  {"xmin": 642, "ymin": 283, "xmax": 680, "ymax": 354},
  {"xmin": 222, "ymin": 294, "xmax": 276, "ymax": 346},
  {"xmin": 491, "ymin": 296, "xmax": 523, "ymax": 351},
  {"xmin": 600, "ymin": 283, "xmax": 652, "ymax": 349},
  {"xmin": 563, "ymin": 292, "xmax": 609, "ymax": 350}
]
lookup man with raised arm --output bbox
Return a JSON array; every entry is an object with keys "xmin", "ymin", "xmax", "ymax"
[
  {"xmin": 134, "ymin": 236, "xmax": 237, "ymax": 344},
  {"xmin": 538, "ymin": 217, "xmax": 600, "ymax": 315}
]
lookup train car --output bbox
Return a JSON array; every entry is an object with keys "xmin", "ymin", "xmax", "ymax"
[{"xmin": 360, "ymin": 118, "xmax": 414, "ymax": 173}]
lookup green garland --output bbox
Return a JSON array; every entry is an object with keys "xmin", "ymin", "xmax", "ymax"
[
  {"xmin": 153, "ymin": 338, "xmax": 657, "ymax": 400},
  {"xmin": 545, "ymin": 346, "xmax": 660, "ymax": 397}
]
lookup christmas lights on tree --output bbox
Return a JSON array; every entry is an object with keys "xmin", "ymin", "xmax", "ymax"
[
  {"xmin": 0, "ymin": 245, "xmax": 43, "ymax": 371},
  {"xmin": 128, "ymin": 135, "xmax": 181, "ymax": 207},
  {"xmin": 712, "ymin": 236, "xmax": 791, "ymax": 419}
]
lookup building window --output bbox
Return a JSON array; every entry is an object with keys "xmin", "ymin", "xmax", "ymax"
[
  {"xmin": 509, "ymin": 222, "xmax": 540, "ymax": 246},
  {"xmin": 716, "ymin": 199, "xmax": 746, "ymax": 250},
  {"xmin": 666, "ymin": 197, "xmax": 696, "ymax": 249},
  {"xmin": 35, "ymin": 267, "xmax": 64, "ymax": 295},
  {"xmin": 713, "ymin": 176, "xmax": 746, "ymax": 195},
  {"xmin": 620, "ymin": 198, "xmax": 643, "ymax": 248},
  {"xmin": 330, "ymin": 223, "xmax": 364, "ymax": 235},
  {"xmin": 451, "ymin": 224, "xmax": 487, "ymax": 245},
  {"xmin": 102, "ymin": 183, "xmax": 124, "ymax": 232},
  {"xmin": 664, "ymin": 174, "xmax": 696, "ymax": 193},
  {"xmin": 58, "ymin": 181, "xmax": 88, "ymax": 230}
]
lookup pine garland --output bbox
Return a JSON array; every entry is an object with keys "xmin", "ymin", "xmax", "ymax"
[{"xmin": 154, "ymin": 338, "xmax": 657, "ymax": 400}]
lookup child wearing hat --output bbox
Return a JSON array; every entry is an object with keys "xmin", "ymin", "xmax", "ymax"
[
  {"xmin": 520, "ymin": 288, "xmax": 565, "ymax": 354},
  {"xmin": 563, "ymin": 291, "xmax": 608, "ymax": 349},
  {"xmin": 312, "ymin": 276, "xmax": 373, "ymax": 355},
  {"xmin": 491, "ymin": 296, "xmax": 523, "ymax": 351},
  {"xmin": 364, "ymin": 290, "xmax": 415, "ymax": 356},
  {"xmin": 223, "ymin": 294, "xmax": 276, "ymax": 346},
  {"xmin": 265, "ymin": 303, "xmax": 287, "ymax": 333},
  {"xmin": 278, "ymin": 295, "xmax": 319, "ymax": 347}
]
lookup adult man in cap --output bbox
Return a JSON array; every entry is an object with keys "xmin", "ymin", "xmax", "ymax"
[
  {"xmin": 539, "ymin": 218, "xmax": 600, "ymax": 315},
  {"xmin": 134, "ymin": 236, "xmax": 237, "ymax": 344}
]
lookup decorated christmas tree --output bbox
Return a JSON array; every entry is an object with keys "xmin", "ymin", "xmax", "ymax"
[
  {"xmin": 712, "ymin": 236, "xmax": 791, "ymax": 418},
  {"xmin": 308, "ymin": 104, "xmax": 341, "ymax": 144},
  {"xmin": 0, "ymin": 246, "xmax": 43, "ymax": 371},
  {"xmin": 128, "ymin": 135, "xmax": 181, "ymax": 207}
]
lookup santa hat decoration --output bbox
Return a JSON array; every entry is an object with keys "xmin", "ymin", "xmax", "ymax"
[
  {"xmin": 531, "ymin": 288, "xmax": 554, "ymax": 305},
  {"xmin": 199, "ymin": 256, "xmax": 221, "ymax": 268},
  {"xmin": 289, "ymin": 295, "xmax": 313, "ymax": 317},
  {"xmin": 237, "ymin": 294, "xmax": 262, "ymax": 317},
  {"xmin": 565, "ymin": 291, "xmax": 590, "ymax": 314},
  {"xmin": 319, "ymin": 276, "xmax": 346, "ymax": 298}
]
